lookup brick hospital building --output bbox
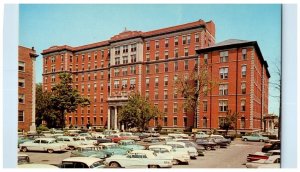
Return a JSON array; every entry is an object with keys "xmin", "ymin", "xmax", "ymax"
[{"xmin": 42, "ymin": 19, "xmax": 270, "ymax": 132}]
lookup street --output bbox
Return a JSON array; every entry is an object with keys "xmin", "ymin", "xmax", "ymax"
[{"xmin": 20, "ymin": 139, "xmax": 264, "ymax": 168}]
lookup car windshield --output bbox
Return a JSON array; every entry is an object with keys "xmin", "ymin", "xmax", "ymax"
[{"xmin": 90, "ymin": 161, "xmax": 105, "ymax": 168}]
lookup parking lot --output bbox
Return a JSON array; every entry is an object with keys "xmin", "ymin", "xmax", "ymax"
[{"xmin": 20, "ymin": 139, "xmax": 264, "ymax": 168}]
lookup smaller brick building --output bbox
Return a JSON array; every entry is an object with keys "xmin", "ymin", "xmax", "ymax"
[{"xmin": 18, "ymin": 46, "xmax": 38, "ymax": 132}]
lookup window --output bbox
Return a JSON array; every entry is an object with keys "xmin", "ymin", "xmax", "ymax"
[
  {"xmin": 203, "ymin": 117, "xmax": 207, "ymax": 128},
  {"xmin": 94, "ymin": 95, "xmax": 97, "ymax": 102},
  {"xmin": 88, "ymin": 73, "xmax": 91, "ymax": 81},
  {"xmin": 155, "ymin": 40, "xmax": 159, "ymax": 49},
  {"xmin": 182, "ymin": 35, "xmax": 186, "ymax": 44},
  {"xmin": 18, "ymin": 78, "xmax": 25, "ymax": 88},
  {"xmin": 195, "ymin": 33, "xmax": 200, "ymax": 42},
  {"xmin": 122, "ymin": 56, "xmax": 128, "ymax": 64},
  {"xmin": 81, "ymin": 84, "xmax": 84, "ymax": 92},
  {"xmin": 174, "ymin": 37, "xmax": 178, "ymax": 46},
  {"xmin": 146, "ymin": 65, "xmax": 150, "ymax": 74},
  {"xmin": 241, "ymin": 82, "xmax": 246, "ymax": 94},
  {"xmin": 19, "ymin": 94, "xmax": 25, "ymax": 103},
  {"xmin": 146, "ymin": 53, "xmax": 150, "ymax": 62},
  {"xmin": 164, "ymin": 51, "xmax": 169, "ymax": 59},
  {"xmin": 164, "ymin": 90, "xmax": 168, "ymax": 99},
  {"xmin": 123, "ymin": 45, "xmax": 128, "ymax": 53},
  {"xmin": 241, "ymin": 117, "xmax": 245, "ymax": 128},
  {"xmin": 174, "ymin": 61, "xmax": 178, "ymax": 71},
  {"xmin": 184, "ymin": 117, "xmax": 188, "ymax": 127},
  {"xmin": 114, "ymin": 80, "xmax": 119, "ymax": 89},
  {"xmin": 131, "ymin": 54, "xmax": 136, "ymax": 63},
  {"xmin": 174, "ymin": 75, "xmax": 178, "ymax": 83},
  {"xmin": 155, "ymin": 52, "xmax": 159, "ymax": 60},
  {"xmin": 155, "ymin": 64, "xmax": 159, "ymax": 73},
  {"xmin": 100, "ymin": 83, "xmax": 104, "ymax": 90},
  {"xmin": 101, "ymin": 50, "xmax": 104, "ymax": 58},
  {"xmin": 173, "ymin": 89, "xmax": 178, "ymax": 99},
  {"xmin": 184, "ymin": 48, "xmax": 189, "ymax": 56},
  {"xmin": 94, "ymin": 72, "xmax": 97, "ymax": 80},
  {"xmin": 203, "ymin": 101, "xmax": 208, "ymax": 112},
  {"xmin": 122, "ymin": 79, "xmax": 127, "ymax": 89},
  {"xmin": 164, "ymin": 63, "xmax": 168, "ymax": 72},
  {"xmin": 241, "ymin": 65, "xmax": 247, "ymax": 77},
  {"xmin": 164, "ymin": 103, "xmax": 168, "ymax": 113},
  {"xmin": 219, "ymin": 84, "xmax": 228, "ymax": 96},
  {"xmin": 87, "ymin": 84, "xmax": 90, "ymax": 92},
  {"xmin": 241, "ymin": 100, "xmax": 246, "ymax": 111},
  {"xmin": 219, "ymin": 67, "xmax": 229, "ymax": 79},
  {"xmin": 220, "ymin": 51, "xmax": 228, "ymax": 62},
  {"xmin": 18, "ymin": 110, "xmax": 24, "ymax": 122},
  {"xmin": 155, "ymin": 77, "xmax": 159, "ymax": 88},
  {"xmin": 145, "ymin": 91, "xmax": 149, "ymax": 100},
  {"xmin": 219, "ymin": 100, "xmax": 228, "ymax": 112},
  {"xmin": 130, "ymin": 65, "xmax": 136, "ymax": 74},
  {"xmin": 219, "ymin": 117, "xmax": 226, "ymax": 127},
  {"xmin": 115, "ymin": 57, "xmax": 120, "ymax": 65},
  {"xmin": 154, "ymin": 90, "xmax": 158, "ymax": 100},
  {"xmin": 146, "ymin": 42, "xmax": 150, "ymax": 51},
  {"xmin": 204, "ymin": 54, "xmax": 208, "ymax": 65},
  {"xmin": 164, "ymin": 76, "xmax": 168, "ymax": 86},
  {"xmin": 114, "ymin": 68, "xmax": 119, "ymax": 76},
  {"xmin": 94, "ymin": 52, "xmax": 97, "ymax": 60},
  {"xmin": 131, "ymin": 44, "xmax": 137, "ymax": 52},
  {"xmin": 242, "ymin": 49, "xmax": 247, "ymax": 60},
  {"xmin": 184, "ymin": 60, "xmax": 189, "ymax": 70},
  {"xmin": 173, "ymin": 117, "xmax": 178, "ymax": 126},
  {"xmin": 82, "ymin": 54, "xmax": 85, "ymax": 61},
  {"xmin": 146, "ymin": 78, "xmax": 150, "ymax": 89},
  {"xmin": 18, "ymin": 61, "xmax": 25, "ymax": 72},
  {"xmin": 163, "ymin": 117, "xmax": 168, "ymax": 126},
  {"xmin": 100, "ymin": 71, "xmax": 104, "ymax": 79},
  {"xmin": 122, "ymin": 67, "xmax": 127, "ymax": 76},
  {"xmin": 165, "ymin": 39, "xmax": 169, "ymax": 48},
  {"xmin": 51, "ymin": 56, "xmax": 56, "ymax": 63},
  {"xmin": 174, "ymin": 49, "xmax": 178, "ymax": 58},
  {"xmin": 187, "ymin": 35, "xmax": 191, "ymax": 44},
  {"xmin": 45, "ymin": 57, "xmax": 48, "ymax": 64},
  {"xmin": 173, "ymin": 103, "xmax": 178, "ymax": 113},
  {"xmin": 130, "ymin": 78, "xmax": 136, "ymax": 89}
]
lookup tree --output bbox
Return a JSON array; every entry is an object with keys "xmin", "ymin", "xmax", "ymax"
[
  {"xmin": 175, "ymin": 64, "xmax": 217, "ymax": 128},
  {"xmin": 219, "ymin": 110, "xmax": 240, "ymax": 136},
  {"xmin": 118, "ymin": 93, "xmax": 161, "ymax": 131},
  {"xmin": 35, "ymin": 83, "xmax": 59, "ymax": 128},
  {"xmin": 50, "ymin": 73, "xmax": 90, "ymax": 128}
]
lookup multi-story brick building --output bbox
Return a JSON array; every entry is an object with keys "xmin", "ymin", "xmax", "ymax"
[
  {"xmin": 196, "ymin": 39, "xmax": 270, "ymax": 132},
  {"xmin": 41, "ymin": 19, "xmax": 269, "ymax": 132},
  {"xmin": 18, "ymin": 46, "xmax": 38, "ymax": 132}
]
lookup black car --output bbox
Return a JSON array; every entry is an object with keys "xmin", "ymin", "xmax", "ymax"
[
  {"xmin": 176, "ymin": 140, "xmax": 205, "ymax": 156},
  {"xmin": 195, "ymin": 138, "xmax": 217, "ymax": 150},
  {"xmin": 96, "ymin": 138, "xmax": 112, "ymax": 145},
  {"xmin": 211, "ymin": 138, "xmax": 228, "ymax": 148},
  {"xmin": 262, "ymin": 140, "xmax": 280, "ymax": 152}
]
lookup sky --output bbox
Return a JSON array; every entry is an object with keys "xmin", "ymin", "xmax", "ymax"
[{"xmin": 19, "ymin": 4, "xmax": 281, "ymax": 115}]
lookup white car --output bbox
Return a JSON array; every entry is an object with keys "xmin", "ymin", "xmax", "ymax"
[
  {"xmin": 166, "ymin": 142, "xmax": 198, "ymax": 159},
  {"xmin": 195, "ymin": 132, "xmax": 209, "ymax": 139},
  {"xmin": 105, "ymin": 150, "xmax": 173, "ymax": 168},
  {"xmin": 61, "ymin": 157, "xmax": 106, "ymax": 168},
  {"xmin": 168, "ymin": 133, "xmax": 189, "ymax": 139},
  {"xmin": 91, "ymin": 132, "xmax": 106, "ymax": 139},
  {"xmin": 119, "ymin": 132, "xmax": 141, "ymax": 141},
  {"xmin": 19, "ymin": 138, "xmax": 67, "ymax": 153},
  {"xmin": 76, "ymin": 136, "xmax": 97, "ymax": 145},
  {"xmin": 246, "ymin": 155, "xmax": 280, "ymax": 168},
  {"xmin": 149, "ymin": 145, "xmax": 190, "ymax": 165},
  {"xmin": 56, "ymin": 136, "xmax": 82, "ymax": 150}
]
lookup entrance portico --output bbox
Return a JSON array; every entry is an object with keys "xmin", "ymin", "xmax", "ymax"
[{"xmin": 107, "ymin": 96, "xmax": 128, "ymax": 130}]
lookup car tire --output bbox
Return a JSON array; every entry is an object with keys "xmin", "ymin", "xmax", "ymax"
[
  {"xmin": 21, "ymin": 147, "xmax": 28, "ymax": 152},
  {"xmin": 109, "ymin": 162, "xmax": 121, "ymax": 168},
  {"xmin": 47, "ymin": 149, "xmax": 54, "ymax": 153},
  {"xmin": 148, "ymin": 165, "xmax": 159, "ymax": 168},
  {"xmin": 206, "ymin": 146, "xmax": 211, "ymax": 151},
  {"xmin": 259, "ymin": 139, "xmax": 264, "ymax": 142},
  {"xmin": 243, "ymin": 138, "xmax": 248, "ymax": 141},
  {"xmin": 174, "ymin": 159, "xmax": 180, "ymax": 165}
]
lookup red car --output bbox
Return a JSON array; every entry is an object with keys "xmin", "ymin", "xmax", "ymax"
[
  {"xmin": 247, "ymin": 150, "xmax": 280, "ymax": 162},
  {"xmin": 105, "ymin": 134, "xmax": 128, "ymax": 143}
]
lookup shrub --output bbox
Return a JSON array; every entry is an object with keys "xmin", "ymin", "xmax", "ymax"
[{"xmin": 36, "ymin": 125, "xmax": 49, "ymax": 131}]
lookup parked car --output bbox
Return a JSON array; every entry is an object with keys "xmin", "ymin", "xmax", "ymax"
[
  {"xmin": 118, "ymin": 140, "xmax": 145, "ymax": 150},
  {"xmin": 70, "ymin": 145, "xmax": 112, "ymax": 159},
  {"xmin": 246, "ymin": 155, "xmax": 280, "ymax": 168},
  {"xmin": 165, "ymin": 142, "xmax": 198, "ymax": 159},
  {"xmin": 247, "ymin": 150, "xmax": 280, "ymax": 162},
  {"xmin": 210, "ymin": 138, "xmax": 228, "ymax": 148},
  {"xmin": 103, "ymin": 130, "xmax": 120, "ymax": 136},
  {"xmin": 195, "ymin": 132, "xmax": 209, "ymax": 139},
  {"xmin": 149, "ymin": 145, "xmax": 190, "ymax": 165},
  {"xmin": 78, "ymin": 133, "xmax": 92, "ymax": 138},
  {"xmin": 91, "ymin": 132, "xmax": 106, "ymax": 139},
  {"xmin": 242, "ymin": 133, "xmax": 269, "ymax": 142},
  {"xmin": 96, "ymin": 138, "xmax": 112, "ymax": 145},
  {"xmin": 175, "ymin": 139, "xmax": 205, "ymax": 156},
  {"xmin": 60, "ymin": 157, "xmax": 106, "ymax": 168},
  {"xmin": 119, "ymin": 132, "xmax": 141, "ymax": 141},
  {"xmin": 66, "ymin": 129, "xmax": 81, "ymax": 137},
  {"xmin": 19, "ymin": 138, "xmax": 67, "ymax": 153},
  {"xmin": 210, "ymin": 135, "xmax": 231, "ymax": 144},
  {"xmin": 133, "ymin": 132, "xmax": 149, "ymax": 140},
  {"xmin": 99, "ymin": 143, "xmax": 130, "ymax": 155},
  {"xmin": 105, "ymin": 150, "xmax": 173, "ymax": 168},
  {"xmin": 106, "ymin": 134, "xmax": 127, "ymax": 143},
  {"xmin": 195, "ymin": 138, "xmax": 217, "ymax": 150},
  {"xmin": 75, "ymin": 136, "xmax": 97, "ymax": 145},
  {"xmin": 18, "ymin": 137, "xmax": 34, "ymax": 148},
  {"xmin": 168, "ymin": 133, "xmax": 189, "ymax": 139},
  {"xmin": 18, "ymin": 154, "xmax": 30, "ymax": 165},
  {"xmin": 56, "ymin": 136, "xmax": 82, "ymax": 150},
  {"xmin": 262, "ymin": 140, "xmax": 280, "ymax": 152}
]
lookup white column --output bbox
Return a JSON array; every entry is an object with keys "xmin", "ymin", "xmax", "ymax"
[
  {"xmin": 107, "ymin": 107, "xmax": 110, "ymax": 129},
  {"xmin": 114, "ymin": 106, "xmax": 118, "ymax": 130},
  {"xmin": 30, "ymin": 57, "xmax": 36, "ymax": 132}
]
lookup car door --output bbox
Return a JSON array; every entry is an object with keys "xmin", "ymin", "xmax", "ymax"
[
  {"xmin": 29, "ymin": 139, "xmax": 41, "ymax": 151},
  {"xmin": 40, "ymin": 139, "xmax": 50, "ymax": 151}
]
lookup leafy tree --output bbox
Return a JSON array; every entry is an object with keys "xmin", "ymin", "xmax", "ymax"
[
  {"xmin": 219, "ymin": 110, "xmax": 240, "ymax": 135},
  {"xmin": 118, "ymin": 93, "xmax": 161, "ymax": 131},
  {"xmin": 50, "ymin": 73, "xmax": 90, "ymax": 128},
  {"xmin": 176, "ymin": 64, "xmax": 218, "ymax": 128}
]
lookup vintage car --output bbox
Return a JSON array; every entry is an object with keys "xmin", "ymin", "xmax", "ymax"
[
  {"xmin": 246, "ymin": 155, "xmax": 280, "ymax": 168},
  {"xmin": 18, "ymin": 137, "xmax": 34, "ymax": 148},
  {"xmin": 118, "ymin": 140, "xmax": 145, "ymax": 150},
  {"xmin": 103, "ymin": 130, "xmax": 120, "ymax": 136},
  {"xmin": 91, "ymin": 132, "xmax": 106, "ymax": 139},
  {"xmin": 168, "ymin": 133, "xmax": 189, "ymax": 139},
  {"xmin": 78, "ymin": 133, "xmax": 92, "ymax": 138},
  {"xmin": 19, "ymin": 138, "xmax": 67, "ymax": 153},
  {"xmin": 247, "ymin": 150, "xmax": 280, "ymax": 162},
  {"xmin": 133, "ymin": 132, "xmax": 149, "ymax": 140},
  {"xmin": 195, "ymin": 132, "xmax": 209, "ymax": 139},
  {"xmin": 105, "ymin": 150, "xmax": 173, "ymax": 168},
  {"xmin": 149, "ymin": 145, "xmax": 190, "ymax": 165},
  {"xmin": 66, "ymin": 129, "xmax": 81, "ymax": 137},
  {"xmin": 61, "ymin": 157, "xmax": 106, "ymax": 168},
  {"xmin": 105, "ymin": 134, "xmax": 127, "ymax": 143},
  {"xmin": 119, "ymin": 132, "xmax": 141, "ymax": 141},
  {"xmin": 99, "ymin": 143, "xmax": 130, "ymax": 155},
  {"xmin": 75, "ymin": 136, "xmax": 97, "ymax": 145},
  {"xmin": 56, "ymin": 136, "xmax": 82, "ymax": 150},
  {"xmin": 210, "ymin": 135, "xmax": 231, "ymax": 144},
  {"xmin": 18, "ymin": 154, "xmax": 30, "ymax": 165},
  {"xmin": 242, "ymin": 134, "xmax": 269, "ymax": 142},
  {"xmin": 18, "ymin": 164, "xmax": 59, "ymax": 168},
  {"xmin": 70, "ymin": 145, "xmax": 112, "ymax": 159},
  {"xmin": 195, "ymin": 138, "xmax": 217, "ymax": 150},
  {"xmin": 262, "ymin": 140, "xmax": 280, "ymax": 152},
  {"xmin": 175, "ymin": 139, "xmax": 205, "ymax": 156},
  {"xmin": 165, "ymin": 142, "xmax": 198, "ymax": 159}
]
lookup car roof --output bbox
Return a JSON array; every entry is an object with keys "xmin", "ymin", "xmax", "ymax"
[
  {"xmin": 149, "ymin": 145, "xmax": 172, "ymax": 150},
  {"xmin": 63, "ymin": 157, "xmax": 103, "ymax": 166}
]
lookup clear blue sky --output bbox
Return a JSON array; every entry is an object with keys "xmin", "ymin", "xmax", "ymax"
[{"xmin": 19, "ymin": 4, "xmax": 281, "ymax": 115}]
